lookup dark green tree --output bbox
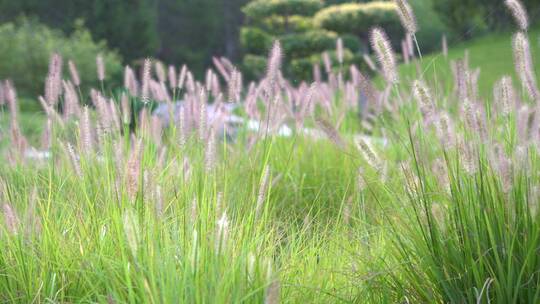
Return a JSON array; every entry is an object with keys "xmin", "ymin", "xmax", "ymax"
[
  {"xmin": 156, "ymin": 0, "xmax": 248, "ymax": 76},
  {"xmin": 432, "ymin": 0, "xmax": 540, "ymax": 39}
]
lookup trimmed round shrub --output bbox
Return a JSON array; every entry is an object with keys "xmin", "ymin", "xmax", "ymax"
[
  {"xmin": 242, "ymin": 54, "xmax": 267, "ymax": 80},
  {"xmin": 314, "ymin": 2, "xmax": 403, "ymax": 41},
  {"xmin": 341, "ymin": 33, "xmax": 364, "ymax": 53},
  {"xmin": 289, "ymin": 49, "xmax": 355, "ymax": 81},
  {"xmin": 243, "ymin": 0, "xmax": 323, "ymax": 20},
  {"xmin": 289, "ymin": 57, "xmax": 315, "ymax": 81},
  {"xmin": 259, "ymin": 15, "xmax": 315, "ymax": 34},
  {"xmin": 281, "ymin": 30, "xmax": 338, "ymax": 58},
  {"xmin": 0, "ymin": 18, "xmax": 122, "ymax": 98},
  {"xmin": 240, "ymin": 27, "xmax": 273, "ymax": 54}
]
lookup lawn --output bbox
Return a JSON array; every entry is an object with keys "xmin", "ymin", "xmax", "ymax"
[{"xmin": 398, "ymin": 27, "xmax": 540, "ymax": 98}]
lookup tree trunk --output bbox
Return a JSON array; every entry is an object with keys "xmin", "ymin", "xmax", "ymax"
[{"xmin": 222, "ymin": 0, "xmax": 244, "ymax": 61}]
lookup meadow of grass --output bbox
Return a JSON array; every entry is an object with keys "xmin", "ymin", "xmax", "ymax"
[
  {"xmin": 398, "ymin": 26, "xmax": 540, "ymax": 97},
  {"xmin": 0, "ymin": 1, "xmax": 540, "ymax": 303}
]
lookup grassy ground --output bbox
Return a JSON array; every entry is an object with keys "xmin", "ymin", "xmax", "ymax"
[
  {"xmin": 0, "ymin": 109, "xmax": 44, "ymax": 151},
  {"xmin": 399, "ymin": 27, "xmax": 540, "ymax": 97}
]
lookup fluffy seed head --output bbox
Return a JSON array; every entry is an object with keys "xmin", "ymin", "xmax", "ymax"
[
  {"xmin": 316, "ymin": 118, "xmax": 345, "ymax": 148},
  {"xmin": 494, "ymin": 76, "xmax": 515, "ymax": 116},
  {"xmin": 505, "ymin": 0, "xmax": 528, "ymax": 31},
  {"xmin": 512, "ymin": 32, "xmax": 539, "ymax": 100},
  {"xmin": 256, "ymin": 165, "xmax": 270, "ymax": 218},
  {"xmin": 123, "ymin": 210, "xmax": 139, "ymax": 256},
  {"xmin": 462, "ymin": 98, "xmax": 476, "ymax": 132},
  {"xmin": 79, "ymin": 107, "xmax": 94, "ymax": 153},
  {"xmin": 124, "ymin": 66, "xmax": 139, "ymax": 96},
  {"xmin": 458, "ymin": 137, "xmax": 477, "ymax": 175},
  {"xmin": 362, "ymin": 54, "xmax": 377, "ymax": 72},
  {"xmin": 529, "ymin": 186, "xmax": 539, "ymax": 216},
  {"xmin": 121, "ymin": 93, "xmax": 131, "ymax": 125},
  {"xmin": 3, "ymin": 203, "xmax": 19, "ymax": 235},
  {"xmin": 336, "ymin": 38, "xmax": 344, "ymax": 64},
  {"xmin": 168, "ymin": 65, "xmax": 177, "ymax": 90},
  {"xmin": 228, "ymin": 68, "xmax": 241, "ymax": 103},
  {"xmin": 265, "ymin": 280, "xmax": 281, "ymax": 304},
  {"xmin": 126, "ymin": 140, "xmax": 142, "ymax": 201},
  {"xmin": 215, "ymin": 212, "xmax": 230, "ymax": 251},
  {"xmin": 442, "ymin": 35, "xmax": 448, "ymax": 58},
  {"xmin": 312, "ymin": 64, "xmax": 322, "ymax": 83},
  {"xmin": 323, "ymin": 52, "xmax": 332, "ymax": 74},
  {"xmin": 267, "ymin": 40, "xmax": 282, "ymax": 86},
  {"xmin": 355, "ymin": 137, "xmax": 382, "ymax": 172},
  {"xmin": 41, "ymin": 119, "xmax": 52, "ymax": 150},
  {"xmin": 178, "ymin": 65, "xmax": 188, "ymax": 89},
  {"xmin": 24, "ymin": 188, "xmax": 42, "ymax": 236},
  {"xmin": 45, "ymin": 75, "xmax": 59, "ymax": 106},
  {"xmin": 394, "ymin": 0, "xmax": 417, "ymax": 34},
  {"xmin": 4, "ymin": 80, "xmax": 18, "ymax": 123},
  {"xmin": 178, "ymin": 107, "xmax": 186, "ymax": 148},
  {"xmin": 45, "ymin": 53, "xmax": 63, "ymax": 106},
  {"xmin": 198, "ymin": 89, "xmax": 207, "ymax": 141},
  {"xmin": 141, "ymin": 58, "xmax": 152, "ymax": 103},
  {"xmin": 215, "ymin": 191, "xmax": 224, "ymax": 217},
  {"xmin": 452, "ymin": 60, "xmax": 468, "ymax": 101},
  {"xmin": 213, "ymin": 57, "xmax": 231, "ymax": 81},
  {"xmin": 96, "ymin": 55, "xmax": 105, "ymax": 81},
  {"xmin": 0, "ymin": 82, "xmax": 4, "ymax": 106},
  {"xmin": 370, "ymin": 28, "xmax": 398, "ymax": 84},
  {"xmin": 190, "ymin": 197, "xmax": 198, "ymax": 225},
  {"xmin": 63, "ymin": 80, "xmax": 80, "ymax": 119},
  {"xmin": 401, "ymin": 40, "xmax": 410, "ymax": 64},
  {"xmin": 432, "ymin": 158, "xmax": 449, "ymax": 192},
  {"xmin": 68, "ymin": 60, "xmax": 81, "ymax": 86},
  {"xmin": 412, "ymin": 80, "xmax": 434, "ymax": 120},
  {"xmin": 205, "ymin": 129, "xmax": 216, "ymax": 172},
  {"xmin": 65, "ymin": 142, "xmax": 82, "ymax": 177},
  {"xmin": 401, "ymin": 161, "xmax": 420, "ymax": 195},
  {"xmin": 357, "ymin": 168, "xmax": 366, "ymax": 192},
  {"xmin": 154, "ymin": 61, "xmax": 166, "ymax": 83}
]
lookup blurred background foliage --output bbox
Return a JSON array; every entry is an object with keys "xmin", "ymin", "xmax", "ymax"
[
  {"xmin": 0, "ymin": 18, "xmax": 122, "ymax": 98},
  {"xmin": 0, "ymin": 0, "xmax": 538, "ymax": 97}
]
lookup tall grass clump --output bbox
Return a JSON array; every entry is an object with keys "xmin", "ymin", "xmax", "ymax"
[
  {"xmin": 0, "ymin": 36, "xmax": 369, "ymax": 302},
  {"xmin": 370, "ymin": 0, "xmax": 540, "ymax": 302}
]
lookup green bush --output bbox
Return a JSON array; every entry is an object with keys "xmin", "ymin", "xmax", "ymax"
[
  {"xmin": 314, "ymin": 0, "xmax": 448, "ymax": 55},
  {"xmin": 290, "ymin": 57, "xmax": 315, "ymax": 81},
  {"xmin": 314, "ymin": 2, "xmax": 403, "ymax": 41},
  {"xmin": 0, "ymin": 18, "xmax": 122, "ymax": 98},
  {"xmin": 281, "ymin": 30, "xmax": 338, "ymax": 59},
  {"xmin": 314, "ymin": 0, "xmax": 449, "ymax": 54},
  {"xmin": 259, "ymin": 15, "xmax": 315, "ymax": 34},
  {"xmin": 240, "ymin": 27, "xmax": 273, "ymax": 55},
  {"xmin": 341, "ymin": 33, "xmax": 363, "ymax": 53},
  {"xmin": 242, "ymin": 54, "xmax": 267, "ymax": 80},
  {"xmin": 243, "ymin": 0, "xmax": 323, "ymax": 20},
  {"xmin": 289, "ymin": 49, "xmax": 357, "ymax": 81},
  {"xmin": 240, "ymin": 0, "xmax": 367, "ymax": 82}
]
